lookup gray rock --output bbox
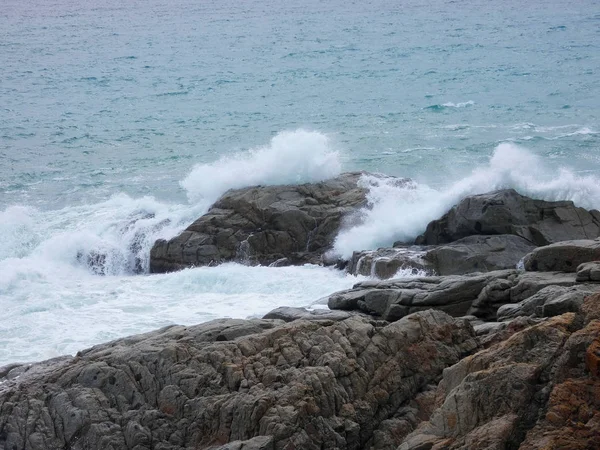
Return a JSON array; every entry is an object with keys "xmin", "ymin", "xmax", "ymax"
[
  {"xmin": 415, "ymin": 189, "xmax": 600, "ymax": 246},
  {"xmin": 327, "ymin": 270, "xmax": 519, "ymax": 321},
  {"xmin": 576, "ymin": 260, "xmax": 600, "ymax": 282},
  {"xmin": 0, "ymin": 312, "xmax": 478, "ymax": 450},
  {"xmin": 523, "ymin": 238, "xmax": 600, "ymax": 272},
  {"xmin": 262, "ymin": 306, "xmax": 355, "ymax": 322},
  {"xmin": 423, "ymin": 234, "xmax": 536, "ymax": 275},
  {"xmin": 346, "ymin": 246, "xmax": 432, "ymax": 279},
  {"xmin": 150, "ymin": 172, "xmax": 384, "ymax": 273},
  {"xmin": 497, "ymin": 284, "xmax": 599, "ymax": 321}
]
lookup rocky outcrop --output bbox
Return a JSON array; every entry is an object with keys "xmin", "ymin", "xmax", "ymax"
[
  {"xmin": 423, "ymin": 234, "xmax": 536, "ymax": 275},
  {"xmin": 0, "ymin": 312, "xmax": 479, "ymax": 450},
  {"xmin": 523, "ymin": 238, "xmax": 600, "ymax": 272},
  {"xmin": 415, "ymin": 189, "xmax": 600, "ymax": 246},
  {"xmin": 328, "ymin": 269, "xmax": 599, "ymax": 322},
  {"xmin": 399, "ymin": 293, "xmax": 600, "ymax": 450},
  {"xmin": 149, "ymin": 173, "xmax": 378, "ymax": 273}
]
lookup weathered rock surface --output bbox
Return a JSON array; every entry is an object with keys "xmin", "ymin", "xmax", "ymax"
[
  {"xmin": 399, "ymin": 293, "xmax": 600, "ymax": 450},
  {"xmin": 149, "ymin": 173, "xmax": 376, "ymax": 273},
  {"xmin": 497, "ymin": 284, "xmax": 599, "ymax": 321},
  {"xmin": 577, "ymin": 260, "xmax": 600, "ymax": 282},
  {"xmin": 415, "ymin": 189, "xmax": 600, "ymax": 246},
  {"xmin": 346, "ymin": 246, "xmax": 432, "ymax": 279},
  {"xmin": 0, "ymin": 312, "xmax": 479, "ymax": 450},
  {"xmin": 328, "ymin": 269, "xmax": 599, "ymax": 322},
  {"xmin": 328, "ymin": 270, "xmax": 520, "ymax": 321},
  {"xmin": 423, "ymin": 234, "xmax": 536, "ymax": 275},
  {"xmin": 523, "ymin": 238, "xmax": 600, "ymax": 272},
  {"xmin": 261, "ymin": 306, "xmax": 357, "ymax": 322}
]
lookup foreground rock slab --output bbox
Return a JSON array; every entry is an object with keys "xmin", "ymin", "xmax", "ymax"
[
  {"xmin": 150, "ymin": 172, "xmax": 375, "ymax": 272},
  {"xmin": 0, "ymin": 312, "xmax": 478, "ymax": 450},
  {"xmin": 415, "ymin": 189, "xmax": 600, "ymax": 246}
]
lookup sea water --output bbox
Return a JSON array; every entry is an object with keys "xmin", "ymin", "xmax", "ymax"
[{"xmin": 1, "ymin": 0, "xmax": 599, "ymax": 365}]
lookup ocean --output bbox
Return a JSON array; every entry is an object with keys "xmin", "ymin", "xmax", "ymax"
[{"xmin": 1, "ymin": 0, "xmax": 599, "ymax": 365}]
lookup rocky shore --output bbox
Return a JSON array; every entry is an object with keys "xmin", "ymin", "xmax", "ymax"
[{"xmin": 2, "ymin": 173, "xmax": 600, "ymax": 450}]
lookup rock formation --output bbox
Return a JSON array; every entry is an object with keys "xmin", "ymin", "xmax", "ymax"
[
  {"xmin": 149, "ymin": 172, "xmax": 375, "ymax": 272},
  {"xmin": 415, "ymin": 189, "xmax": 600, "ymax": 246}
]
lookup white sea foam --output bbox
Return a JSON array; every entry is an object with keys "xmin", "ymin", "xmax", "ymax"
[
  {"xmin": 331, "ymin": 143, "xmax": 600, "ymax": 258},
  {"xmin": 181, "ymin": 129, "xmax": 342, "ymax": 204},
  {"xmin": 442, "ymin": 100, "xmax": 475, "ymax": 108}
]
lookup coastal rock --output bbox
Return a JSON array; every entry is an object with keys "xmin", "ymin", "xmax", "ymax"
[
  {"xmin": 346, "ymin": 246, "xmax": 432, "ymax": 279},
  {"xmin": 523, "ymin": 238, "xmax": 600, "ymax": 272},
  {"xmin": 328, "ymin": 270, "xmax": 596, "ymax": 322},
  {"xmin": 497, "ymin": 284, "xmax": 599, "ymax": 321},
  {"xmin": 399, "ymin": 294, "xmax": 600, "ymax": 450},
  {"xmin": 0, "ymin": 311, "xmax": 478, "ymax": 450},
  {"xmin": 423, "ymin": 234, "xmax": 536, "ymax": 275},
  {"xmin": 261, "ymin": 306, "xmax": 356, "ymax": 322},
  {"xmin": 577, "ymin": 261, "xmax": 600, "ymax": 282},
  {"xmin": 327, "ymin": 270, "xmax": 519, "ymax": 321},
  {"xmin": 415, "ymin": 189, "xmax": 600, "ymax": 246},
  {"xmin": 149, "ymin": 172, "xmax": 373, "ymax": 272}
]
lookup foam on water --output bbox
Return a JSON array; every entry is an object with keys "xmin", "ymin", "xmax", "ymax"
[
  {"xmin": 331, "ymin": 143, "xmax": 600, "ymax": 258},
  {"xmin": 3, "ymin": 132, "xmax": 600, "ymax": 366}
]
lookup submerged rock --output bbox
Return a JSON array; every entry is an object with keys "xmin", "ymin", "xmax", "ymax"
[
  {"xmin": 149, "ymin": 172, "xmax": 377, "ymax": 272},
  {"xmin": 415, "ymin": 189, "xmax": 600, "ymax": 246},
  {"xmin": 523, "ymin": 238, "xmax": 600, "ymax": 272}
]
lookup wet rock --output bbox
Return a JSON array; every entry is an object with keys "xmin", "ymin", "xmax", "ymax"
[
  {"xmin": 577, "ymin": 261, "xmax": 600, "ymax": 282},
  {"xmin": 423, "ymin": 234, "xmax": 536, "ymax": 275},
  {"xmin": 0, "ymin": 311, "xmax": 478, "ymax": 450},
  {"xmin": 149, "ymin": 172, "xmax": 376, "ymax": 273},
  {"xmin": 523, "ymin": 238, "xmax": 600, "ymax": 272},
  {"xmin": 415, "ymin": 189, "xmax": 600, "ymax": 246},
  {"xmin": 346, "ymin": 246, "xmax": 432, "ymax": 279}
]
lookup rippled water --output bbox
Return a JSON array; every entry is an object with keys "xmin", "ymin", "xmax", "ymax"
[{"xmin": 1, "ymin": 0, "xmax": 599, "ymax": 365}]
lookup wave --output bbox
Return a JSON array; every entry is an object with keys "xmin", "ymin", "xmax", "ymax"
[
  {"xmin": 181, "ymin": 129, "xmax": 342, "ymax": 204},
  {"xmin": 331, "ymin": 142, "xmax": 600, "ymax": 258},
  {"xmin": 1, "ymin": 130, "xmax": 343, "ymax": 278}
]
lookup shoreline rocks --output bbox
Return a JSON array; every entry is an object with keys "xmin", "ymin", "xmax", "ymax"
[{"xmin": 150, "ymin": 172, "xmax": 376, "ymax": 273}]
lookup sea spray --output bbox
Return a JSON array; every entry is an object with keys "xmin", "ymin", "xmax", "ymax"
[
  {"xmin": 331, "ymin": 143, "xmax": 600, "ymax": 258},
  {"xmin": 181, "ymin": 129, "xmax": 342, "ymax": 204}
]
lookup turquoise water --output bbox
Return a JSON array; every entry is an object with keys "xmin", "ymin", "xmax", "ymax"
[
  {"xmin": 2, "ymin": 0, "xmax": 599, "ymax": 208},
  {"xmin": 1, "ymin": 0, "xmax": 599, "ymax": 365}
]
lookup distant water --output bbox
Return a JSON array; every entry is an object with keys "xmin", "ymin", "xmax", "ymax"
[{"xmin": 1, "ymin": 0, "xmax": 599, "ymax": 365}]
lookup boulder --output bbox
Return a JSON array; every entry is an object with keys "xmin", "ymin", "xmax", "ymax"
[
  {"xmin": 423, "ymin": 234, "xmax": 536, "ymax": 275},
  {"xmin": 346, "ymin": 246, "xmax": 432, "ymax": 279},
  {"xmin": 577, "ymin": 261, "xmax": 600, "ymax": 282},
  {"xmin": 149, "ymin": 172, "xmax": 375, "ymax": 273},
  {"xmin": 0, "ymin": 311, "xmax": 479, "ymax": 450},
  {"xmin": 415, "ymin": 189, "xmax": 600, "ymax": 246},
  {"xmin": 523, "ymin": 238, "xmax": 600, "ymax": 272}
]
